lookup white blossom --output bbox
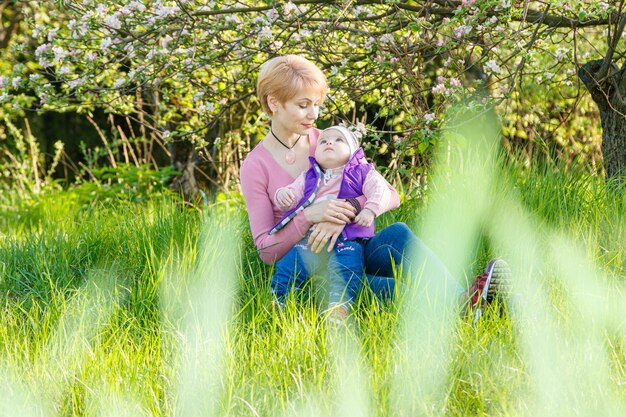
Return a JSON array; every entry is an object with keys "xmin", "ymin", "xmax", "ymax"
[
  {"xmin": 253, "ymin": 15, "xmax": 267, "ymax": 25},
  {"xmin": 155, "ymin": 4, "xmax": 179, "ymax": 18},
  {"xmin": 105, "ymin": 14, "xmax": 122, "ymax": 30},
  {"xmin": 52, "ymin": 46, "xmax": 68, "ymax": 63},
  {"xmin": 484, "ymin": 59, "xmax": 501, "ymax": 75},
  {"xmin": 353, "ymin": 6, "xmax": 371, "ymax": 17},
  {"xmin": 47, "ymin": 28, "xmax": 59, "ymax": 42},
  {"xmin": 68, "ymin": 78, "xmax": 82, "ymax": 89},
  {"xmin": 354, "ymin": 122, "xmax": 367, "ymax": 137},
  {"xmin": 198, "ymin": 102, "xmax": 215, "ymax": 114},
  {"xmin": 113, "ymin": 77, "xmax": 126, "ymax": 88},
  {"xmin": 266, "ymin": 8, "xmax": 278, "ymax": 22},
  {"xmin": 35, "ymin": 43, "xmax": 50, "ymax": 57},
  {"xmin": 259, "ymin": 26, "xmax": 273, "ymax": 40},
  {"xmin": 96, "ymin": 3, "xmax": 107, "ymax": 15},
  {"xmin": 162, "ymin": 35, "xmax": 173, "ymax": 49},
  {"xmin": 129, "ymin": 1, "xmax": 146, "ymax": 12},
  {"xmin": 380, "ymin": 33, "xmax": 394, "ymax": 45},
  {"xmin": 101, "ymin": 37, "xmax": 113, "ymax": 51},
  {"xmin": 424, "ymin": 113, "xmax": 435, "ymax": 124},
  {"xmin": 283, "ymin": 1, "xmax": 299, "ymax": 16},
  {"xmin": 556, "ymin": 47, "xmax": 568, "ymax": 60}
]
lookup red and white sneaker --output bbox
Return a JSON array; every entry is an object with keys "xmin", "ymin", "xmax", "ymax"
[
  {"xmin": 326, "ymin": 302, "xmax": 350, "ymax": 326},
  {"xmin": 468, "ymin": 258, "xmax": 512, "ymax": 323}
]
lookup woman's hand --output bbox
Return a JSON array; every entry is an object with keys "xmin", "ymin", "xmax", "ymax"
[
  {"xmin": 307, "ymin": 221, "xmax": 345, "ymax": 253},
  {"xmin": 303, "ymin": 199, "xmax": 356, "ymax": 225}
]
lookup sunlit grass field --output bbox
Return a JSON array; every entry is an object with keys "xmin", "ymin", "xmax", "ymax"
[{"xmin": 1, "ymin": 133, "xmax": 626, "ymax": 416}]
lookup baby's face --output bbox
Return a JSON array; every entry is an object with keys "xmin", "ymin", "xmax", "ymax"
[{"xmin": 315, "ymin": 129, "xmax": 351, "ymax": 169}]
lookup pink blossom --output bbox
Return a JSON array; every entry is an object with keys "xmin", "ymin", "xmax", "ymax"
[
  {"xmin": 35, "ymin": 43, "xmax": 51, "ymax": 57},
  {"xmin": 449, "ymin": 78, "xmax": 462, "ymax": 87},
  {"xmin": 454, "ymin": 25, "xmax": 471, "ymax": 39},
  {"xmin": 432, "ymin": 84, "xmax": 447, "ymax": 95}
]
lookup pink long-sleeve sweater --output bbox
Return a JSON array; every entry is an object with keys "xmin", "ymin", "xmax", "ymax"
[{"xmin": 240, "ymin": 128, "xmax": 400, "ymax": 264}]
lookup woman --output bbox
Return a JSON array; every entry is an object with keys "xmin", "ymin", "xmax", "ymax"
[{"xmin": 240, "ymin": 54, "xmax": 508, "ymax": 310}]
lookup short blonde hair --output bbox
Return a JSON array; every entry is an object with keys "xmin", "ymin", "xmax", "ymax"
[{"xmin": 256, "ymin": 55, "xmax": 329, "ymax": 116}]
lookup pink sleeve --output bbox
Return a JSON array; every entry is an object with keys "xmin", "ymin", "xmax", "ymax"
[
  {"xmin": 240, "ymin": 157, "xmax": 312, "ymax": 264},
  {"xmin": 274, "ymin": 173, "xmax": 306, "ymax": 211},
  {"xmin": 362, "ymin": 169, "xmax": 398, "ymax": 216}
]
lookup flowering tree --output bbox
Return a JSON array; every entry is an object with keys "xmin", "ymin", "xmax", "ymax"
[{"xmin": 1, "ymin": 0, "xmax": 623, "ymax": 195}]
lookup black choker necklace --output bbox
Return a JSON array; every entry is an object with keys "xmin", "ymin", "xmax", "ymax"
[{"xmin": 270, "ymin": 128, "xmax": 301, "ymax": 165}]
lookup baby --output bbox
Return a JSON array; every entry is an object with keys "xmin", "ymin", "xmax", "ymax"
[{"xmin": 269, "ymin": 125, "xmax": 391, "ymax": 322}]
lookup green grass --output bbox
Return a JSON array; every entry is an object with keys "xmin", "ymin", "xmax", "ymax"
[{"xmin": 1, "ymin": 152, "xmax": 625, "ymax": 416}]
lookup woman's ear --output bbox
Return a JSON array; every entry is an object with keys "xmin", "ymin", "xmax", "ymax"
[{"xmin": 267, "ymin": 95, "xmax": 279, "ymax": 113}]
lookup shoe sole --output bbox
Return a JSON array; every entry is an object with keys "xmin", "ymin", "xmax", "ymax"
[{"xmin": 483, "ymin": 258, "xmax": 512, "ymax": 303}]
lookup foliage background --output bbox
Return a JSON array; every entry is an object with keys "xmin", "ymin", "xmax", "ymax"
[{"xmin": 1, "ymin": 0, "xmax": 618, "ymax": 196}]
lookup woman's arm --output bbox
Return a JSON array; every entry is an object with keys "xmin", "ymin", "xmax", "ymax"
[{"xmin": 241, "ymin": 162, "xmax": 312, "ymax": 264}]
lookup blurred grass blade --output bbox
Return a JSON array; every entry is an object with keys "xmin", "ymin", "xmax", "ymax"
[
  {"xmin": 394, "ymin": 107, "xmax": 502, "ymax": 414},
  {"xmin": 161, "ymin": 213, "xmax": 239, "ymax": 417}
]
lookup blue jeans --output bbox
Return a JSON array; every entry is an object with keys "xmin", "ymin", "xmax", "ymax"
[
  {"xmin": 362, "ymin": 222, "xmax": 463, "ymax": 299},
  {"xmin": 271, "ymin": 235, "xmax": 365, "ymax": 306}
]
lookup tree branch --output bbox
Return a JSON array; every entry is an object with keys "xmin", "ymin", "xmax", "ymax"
[
  {"xmin": 598, "ymin": 12, "xmax": 626, "ymax": 82},
  {"xmin": 196, "ymin": 0, "xmax": 618, "ymax": 29}
]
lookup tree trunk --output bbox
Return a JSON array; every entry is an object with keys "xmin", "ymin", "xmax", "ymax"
[
  {"xmin": 169, "ymin": 138, "xmax": 201, "ymax": 202},
  {"xmin": 578, "ymin": 59, "xmax": 626, "ymax": 179}
]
